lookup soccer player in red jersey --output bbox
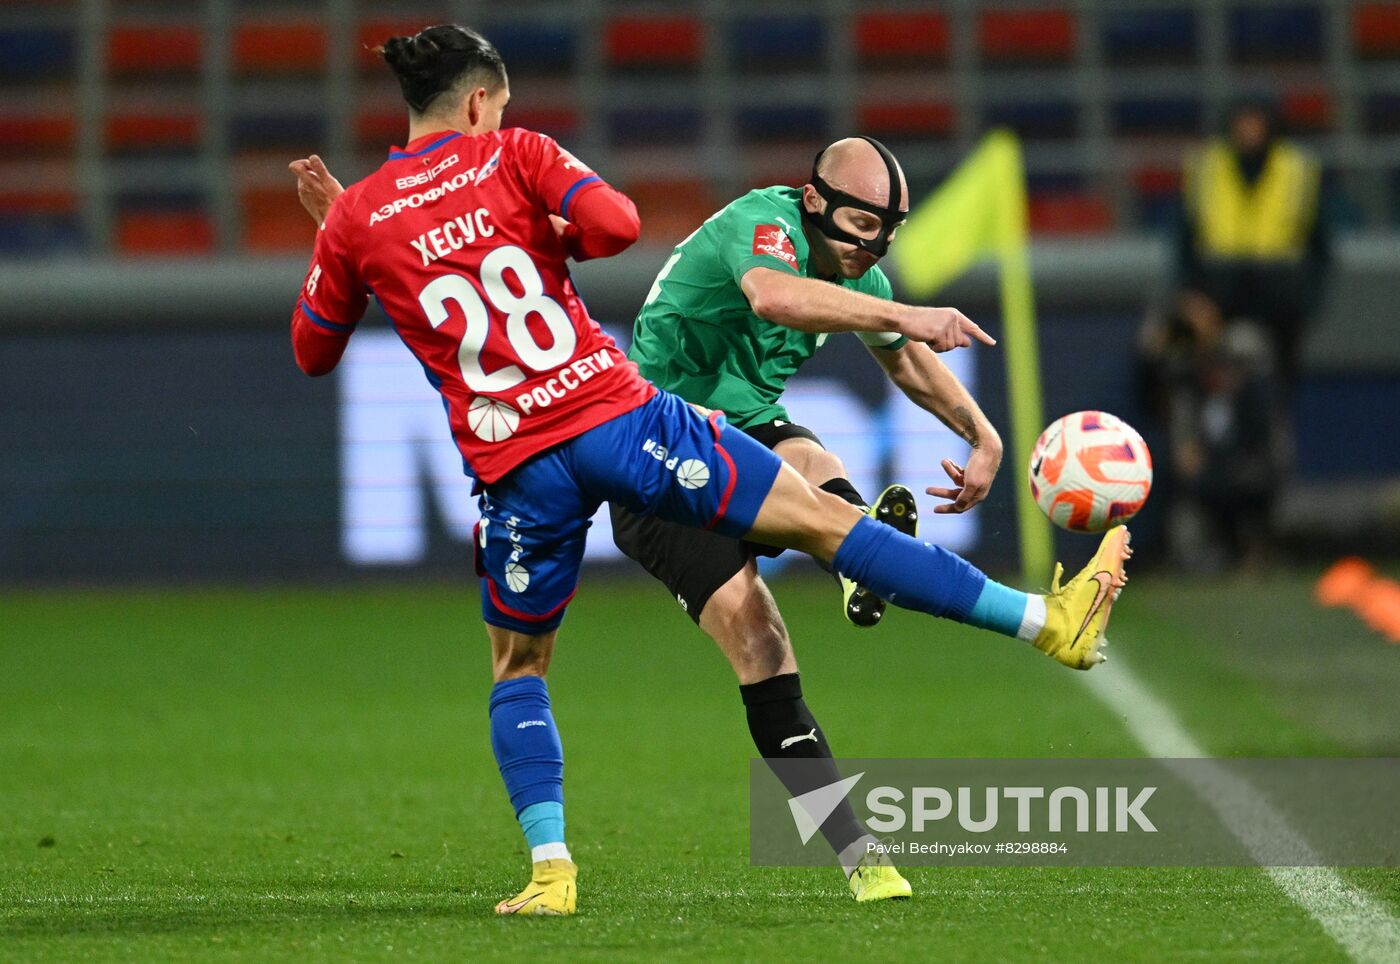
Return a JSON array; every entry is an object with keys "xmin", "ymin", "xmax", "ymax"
[{"xmin": 290, "ymin": 24, "xmax": 1130, "ymax": 915}]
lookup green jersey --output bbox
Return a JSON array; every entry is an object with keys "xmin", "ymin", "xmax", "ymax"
[{"xmin": 628, "ymin": 186, "xmax": 906, "ymax": 428}]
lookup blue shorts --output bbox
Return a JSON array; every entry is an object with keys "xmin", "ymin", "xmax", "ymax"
[{"xmin": 474, "ymin": 391, "xmax": 784, "ymax": 634}]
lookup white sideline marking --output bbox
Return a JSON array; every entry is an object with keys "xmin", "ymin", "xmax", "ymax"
[{"xmin": 1083, "ymin": 657, "xmax": 1400, "ymax": 964}]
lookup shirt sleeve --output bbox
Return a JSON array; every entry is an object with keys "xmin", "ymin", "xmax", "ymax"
[
  {"xmin": 722, "ymin": 203, "xmax": 804, "ymax": 287},
  {"xmin": 290, "ymin": 195, "xmax": 368, "ymax": 376},
  {"xmin": 854, "ymin": 266, "xmax": 909, "ymax": 351},
  {"xmin": 514, "ymin": 129, "xmax": 609, "ymax": 220}
]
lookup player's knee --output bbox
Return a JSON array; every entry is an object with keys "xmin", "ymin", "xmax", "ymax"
[
  {"xmin": 808, "ymin": 448, "xmax": 848, "ymax": 484},
  {"xmin": 701, "ymin": 573, "xmax": 794, "ymax": 682}
]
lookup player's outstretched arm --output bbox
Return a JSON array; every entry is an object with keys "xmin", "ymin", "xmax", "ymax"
[
  {"xmin": 869, "ymin": 340, "xmax": 1003, "ymax": 513},
  {"xmin": 740, "ymin": 267, "xmax": 995, "ymax": 352}
]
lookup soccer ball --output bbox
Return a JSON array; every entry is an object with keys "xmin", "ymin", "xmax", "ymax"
[{"xmin": 1028, "ymin": 411, "xmax": 1153, "ymax": 533}]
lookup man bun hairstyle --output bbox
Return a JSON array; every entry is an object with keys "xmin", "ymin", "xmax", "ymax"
[{"xmin": 379, "ymin": 24, "xmax": 506, "ymax": 115}]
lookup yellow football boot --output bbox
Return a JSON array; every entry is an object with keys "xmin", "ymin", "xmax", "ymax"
[
  {"xmin": 1032, "ymin": 526, "xmax": 1132, "ymax": 670},
  {"xmin": 848, "ymin": 852, "xmax": 913, "ymax": 902},
  {"xmin": 843, "ymin": 484, "xmax": 919, "ymax": 627},
  {"xmin": 493, "ymin": 858, "xmax": 577, "ymax": 916}
]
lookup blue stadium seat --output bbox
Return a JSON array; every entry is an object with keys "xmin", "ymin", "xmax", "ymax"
[
  {"xmin": 0, "ymin": 28, "xmax": 76, "ymax": 79},
  {"xmin": 730, "ymin": 16, "xmax": 826, "ymax": 68},
  {"xmin": 737, "ymin": 105, "xmax": 828, "ymax": 142},
  {"xmin": 606, "ymin": 106, "xmax": 703, "ymax": 146},
  {"xmin": 984, "ymin": 100, "xmax": 1079, "ymax": 139},
  {"xmin": 1365, "ymin": 92, "xmax": 1400, "ymax": 134},
  {"xmin": 1229, "ymin": 5, "xmax": 1324, "ymax": 62},
  {"xmin": 231, "ymin": 114, "xmax": 327, "ymax": 151},
  {"xmin": 1111, "ymin": 96, "xmax": 1203, "ymax": 136},
  {"xmin": 483, "ymin": 22, "xmax": 576, "ymax": 72},
  {"xmin": 0, "ymin": 214, "xmax": 83, "ymax": 255},
  {"xmin": 1103, "ymin": 9, "xmax": 1197, "ymax": 64}
]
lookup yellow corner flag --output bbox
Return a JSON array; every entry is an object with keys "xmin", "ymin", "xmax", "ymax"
[{"xmin": 891, "ymin": 129, "xmax": 1051, "ymax": 585}]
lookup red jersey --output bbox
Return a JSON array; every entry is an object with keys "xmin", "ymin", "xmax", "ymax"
[{"xmin": 292, "ymin": 127, "xmax": 655, "ymax": 484}]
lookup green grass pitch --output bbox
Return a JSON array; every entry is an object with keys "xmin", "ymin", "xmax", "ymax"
[{"xmin": 4, "ymin": 571, "xmax": 1400, "ymax": 961}]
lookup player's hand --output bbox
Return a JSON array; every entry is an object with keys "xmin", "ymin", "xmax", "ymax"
[
  {"xmin": 549, "ymin": 214, "xmax": 571, "ymax": 239},
  {"xmin": 900, "ymin": 306, "xmax": 996, "ymax": 352},
  {"xmin": 927, "ymin": 446, "xmax": 1000, "ymax": 514},
  {"xmin": 288, "ymin": 154, "xmax": 344, "ymax": 227}
]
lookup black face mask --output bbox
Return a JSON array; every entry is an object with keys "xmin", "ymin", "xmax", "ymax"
[{"xmin": 800, "ymin": 136, "xmax": 906, "ymax": 259}]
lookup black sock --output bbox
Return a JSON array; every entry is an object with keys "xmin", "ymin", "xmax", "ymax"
[
  {"xmin": 814, "ymin": 479, "xmax": 867, "ymax": 578},
  {"xmin": 740, "ymin": 672, "xmax": 867, "ymax": 858},
  {"xmin": 819, "ymin": 477, "xmax": 867, "ymax": 509}
]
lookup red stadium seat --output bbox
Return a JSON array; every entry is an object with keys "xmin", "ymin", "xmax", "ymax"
[
  {"xmin": 1133, "ymin": 165, "xmax": 1182, "ymax": 197},
  {"xmin": 1028, "ymin": 192, "xmax": 1113, "ymax": 235},
  {"xmin": 0, "ymin": 189, "xmax": 77, "ymax": 215},
  {"xmin": 242, "ymin": 186, "xmax": 316, "ymax": 253},
  {"xmin": 0, "ymin": 115, "xmax": 74, "ymax": 156},
  {"xmin": 1284, "ymin": 88, "xmax": 1333, "ymax": 132},
  {"xmin": 624, "ymin": 178, "xmax": 720, "ymax": 246},
  {"xmin": 1354, "ymin": 4, "xmax": 1400, "ymax": 56},
  {"xmin": 233, "ymin": 21, "xmax": 325, "ymax": 74},
  {"xmin": 355, "ymin": 109, "xmax": 407, "ymax": 150},
  {"xmin": 604, "ymin": 16, "xmax": 703, "ymax": 67},
  {"xmin": 105, "ymin": 113, "xmax": 200, "ymax": 151},
  {"xmin": 115, "ymin": 211, "xmax": 215, "ymax": 255},
  {"xmin": 854, "ymin": 11, "xmax": 950, "ymax": 62},
  {"xmin": 857, "ymin": 101, "xmax": 955, "ymax": 138},
  {"xmin": 979, "ymin": 9, "xmax": 1076, "ymax": 62},
  {"xmin": 106, "ymin": 25, "xmax": 201, "ymax": 75}
]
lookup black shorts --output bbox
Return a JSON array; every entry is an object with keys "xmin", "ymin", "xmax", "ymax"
[{"xmin": 610, "ymin": 418, "xmax": 823, "ymax": 623}]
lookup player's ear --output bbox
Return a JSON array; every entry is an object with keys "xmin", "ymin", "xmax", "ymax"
[
  {"xmin": 801, "ymin": 183, "xmax": 823, "ymax": 215},
  {"xmin": 466, "ymin": 86, "xmax": 487, "ymax": 126}
]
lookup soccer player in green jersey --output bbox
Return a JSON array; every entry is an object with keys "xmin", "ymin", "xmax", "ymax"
[{"xmin": 610, "ymin": 136, "xmax": 1008, "ymax": 900}]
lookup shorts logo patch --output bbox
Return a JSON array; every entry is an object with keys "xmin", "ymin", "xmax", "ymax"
[
  {"xmin": 676, "ymin": 459, "xmax": 711, "ymax": 489},
  {"xmin": 505, "ymin": 560, "xmax": 530, "ymax": 592},
  {"xmin": 752, "ymin": 225, "xmax": 798, "ymax": 269}
]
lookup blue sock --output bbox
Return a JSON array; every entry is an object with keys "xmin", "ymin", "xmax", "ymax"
[
  {"xmin": 966, "ymin": 578, "xmax": 1033, "ymax": 638},
  {"xmin": 489, "ymin": 676, "xmax": 570, "ymax": 861},
  {"xmin": 832, "ymin": 515, "xmax": 987, "ymax": 621}
]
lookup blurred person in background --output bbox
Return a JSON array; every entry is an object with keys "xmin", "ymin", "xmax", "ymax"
[{"xmin": 1140, "ymin": 98, "xmax": 1327, "ymax": 570}]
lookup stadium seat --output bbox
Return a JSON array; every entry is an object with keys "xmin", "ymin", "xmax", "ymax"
[
  {"xmin": 604, "ymin": 15, "xmax": 703, "ymax": 69},
  {"xmin": 1228, "ymin": 5, "xmax": 1324, "ymax": 63},
  {"xmin": 1353, "ymin": 4, "xmax": 1400, "ymax": 57},
  {"xmin": 608, "ymin": 107, "xmax": 704, "ymax": 147},
  {"xmin": 1365, "ymin": 92, "xmax": 1400, "ymax": 133},
  {"xmin": 1027, "ymin": 192, "xmax": 1113, "ymax": 235},
  {"xmin": 1110, "ymin": 97, "xmax": 1203, "ymax": 137},
  {"xmin": 978, "ymin": 9, "xmax": 1076, "ymax": 63},
  {"xmin": 623, "ymin": 178, "xmax": 720, "ymax": 247},
  {"xmin": 856, "ymin": 101, "xmax": 956, "ymax": 139},
  {"xmin": 482, "ymin": 22, "xmax": 575, "ymax": 73},
  {"xmin": 232, "ymin": 113, "xmax": 326, "ymax": 152},
  {"xmin": 115, "ymin": 210, "xmax": 214, "ymax": 255},
  {"xmin": 106, "ymin": 25, "xmax": 201, "ymax": 75},
  {"xmin": 984, "ymin": 100, "xmax": 1078, "ymax": 139},
  {"xmin": 233, "ymin": 21, "xmax": 326, "ymax": 74},
  {"xmin": 854, "ymin": 11, "xmax": 950, "ymax": 64},
  {"xmin": 1103, "ymin": 8, "xmax": 1197, "ymax": 65},
  {"xmin": 737, "ymin": 105, "xmax": 828, "ymax": 143},
  {"xmin": 0, "ymin": 28, "xmax": 76, "ymax": 80},
  {"xmin": 1283, "ymin": 88, "xmax": 1333, "ymax": 133},
  {"xmin": 106, "ymin": 113, "xmax": 201, "ymax": 153},
  {"xmin": 241, "ymin": 186, "xmax": 315, "ymax": 253},
  {"xmin": 0, "ymin": 115, "xmax": 74, "ymax": 157},
  {"xmin": 730, "ymin": 16, "xmax": 826, "ymax": 69}
]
